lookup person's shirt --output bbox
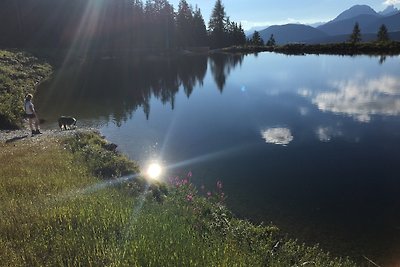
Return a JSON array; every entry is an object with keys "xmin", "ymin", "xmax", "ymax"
[{"xmin": 25, "ymin": 100, "xmax": 34, "ymax": 115}]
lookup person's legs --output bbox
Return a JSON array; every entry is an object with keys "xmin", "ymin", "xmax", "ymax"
[
  {"xmin": 28, "ymin": 117, "xmax": 34, "ymax": 131},
  {"xmin": 34, "ymin": 117, "xmax": 41, "ymax": 134}
]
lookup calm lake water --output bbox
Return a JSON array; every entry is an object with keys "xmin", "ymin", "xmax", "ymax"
[{"xmin": 37, "ymin": 52, "xmax": 400, "ymax": 264}]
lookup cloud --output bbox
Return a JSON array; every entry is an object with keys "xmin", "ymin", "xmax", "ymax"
[
  {"xmin": 384, "ymin": 0, "xmax": 400, "ymax": 5},
  {"xmin": 240, "ymin": 18, "xmax": 325, "ymax": 31},
  {"xmin": 311, "ymin": 75, "xmax": 400, "ymax": 123},
  {"xmin": 261, "ymin": 127, "xmax": 293, "ymax": 145},
  {"xmin": 315, "ymin": 126, "xmax": 342, "ymax": 142}
]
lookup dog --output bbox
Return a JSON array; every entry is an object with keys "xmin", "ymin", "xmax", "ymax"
[{"xmin": 58, "ymin": 116, "xmax": 77, "ymax": 130}]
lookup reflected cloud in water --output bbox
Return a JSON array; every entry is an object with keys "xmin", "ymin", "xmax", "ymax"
[
  {"xmin": 261, "ymin": 127, "xmax": 293, "ymax": 146},
  {"xmin": 315, "ymin": 126, "xmax": 342, "ymax": 142},
  {"xmin": 312, "ymin": 75, "xmax": 400, "ymax": 122}
]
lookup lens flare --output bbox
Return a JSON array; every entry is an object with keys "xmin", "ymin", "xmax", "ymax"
[{"xmin": 147, "ymin": 163, "xmax": 162, "ymax": 180}]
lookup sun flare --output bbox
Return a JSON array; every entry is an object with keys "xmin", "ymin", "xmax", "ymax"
[{"xmin": 146, "ymin": 163, "xmax": 162, "ymax": 180}]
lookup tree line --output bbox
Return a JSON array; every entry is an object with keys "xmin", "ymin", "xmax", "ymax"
[
  {"xmin": 0, "ymin": 0, "xmax": 246, "ymax": 50},
  {"xmin": 248, "ymin": 22, "xmax": 392, "ymax": 47}
]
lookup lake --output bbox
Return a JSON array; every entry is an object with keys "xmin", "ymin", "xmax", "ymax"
[{"xmin": 37, "ymin": 52, "xmax": 400, "ymax": 264}]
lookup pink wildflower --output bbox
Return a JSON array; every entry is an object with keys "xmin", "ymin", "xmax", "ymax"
[
  {"xmin": 186, "ymin": 194, "xmax": 193, "ymax": 202},
  {"xmin": 187, "ymin": 171, "xmax": 193, "ymax": 178},
  {"xmin": 216, "ymin": 180, "xmax": 223, "ymax": 190},
  {"xmin": 207, "ymin": 191, "xmax": 212, "ymax": 197},
  {"xmin": 182, "ymin": 179, "xmax": 188, "ymax": 185}
]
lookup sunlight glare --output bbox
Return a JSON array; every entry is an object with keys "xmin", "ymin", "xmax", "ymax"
[{"xmin": 147, "ymin": 163, "xmax": 162, "ymax": 180}]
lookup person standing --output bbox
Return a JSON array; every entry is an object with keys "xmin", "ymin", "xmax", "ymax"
[{"xmin": 24, "ymin": 94, "xmax": 42, "ymax": 135}]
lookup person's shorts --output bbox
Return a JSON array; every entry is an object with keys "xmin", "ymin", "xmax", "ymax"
[{"xmin": 25, "ymin": 114, "xmax": 36, "ymax": 119}]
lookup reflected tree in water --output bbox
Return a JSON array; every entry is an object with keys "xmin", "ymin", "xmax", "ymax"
[
  {"xmin": 36, "ymin": 55, "xmax": 209, "ymax": 126},
  {"xmin": 209, "ymin": 53, "xmax": 244, "ymax": 92}
]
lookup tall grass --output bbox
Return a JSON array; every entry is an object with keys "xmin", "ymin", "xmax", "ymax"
[{"xmin": 0, "ymin": 132, "xmax": 355, "ymax": 266}]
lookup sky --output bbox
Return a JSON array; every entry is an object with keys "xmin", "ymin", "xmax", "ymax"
[{"xmin": 168, "ymin": 0, "xmax": 400, "ymax": 30}]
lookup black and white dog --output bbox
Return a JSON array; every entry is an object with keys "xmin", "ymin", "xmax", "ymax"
[{"xmin": 58, "ymin": 116, "xmax": 77, "ymax": 130}]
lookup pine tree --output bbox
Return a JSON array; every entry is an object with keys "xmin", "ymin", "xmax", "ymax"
[
  {"xmin": 377, "ymin": 24, "xmax": 389, "ymax": 43},
  {"xmin": 349, "ymin": 22, "xmax": 362, "ymax": 44},
  {"xmin": 176, "ymin": 0, "xmax": 193, "ymax": 47},
  {"xmin": 251, "ymin": 31, "xmax": 264, "ymax": 46},
  {"xmin": 192, "ymin": 6, "xmax": 208, "ymax": 46},
  {"xmin": 208, "ymin": 0, "xmax": 227, "ymax": 48},
  {"xmin": 266, "ymin": 34, "xmax": 276, "ymax": 46}
]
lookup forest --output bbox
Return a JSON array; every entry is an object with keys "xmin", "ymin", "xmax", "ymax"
[{"xmin": 0, "ymin": 0, "xmax": 246, "ymax": 51}]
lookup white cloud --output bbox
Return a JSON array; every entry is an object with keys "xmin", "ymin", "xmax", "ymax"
[
  {"xmin": 240, "ymin": 17, "xmax": 326, "ymax": 31},
  {"xmin": 384, "ymin": 0, "xmax": 400, "ymax": 5},
  {"xmin": 261, "ymin": 127, "xmax": 293, "ymax": 145},
  {"xmin": 315, "ymin": 127, "xmax": 342, "ymax": 142},
  {"xmin": 312, "ymin": 75, "xmax": 400, "ymax": 123}
]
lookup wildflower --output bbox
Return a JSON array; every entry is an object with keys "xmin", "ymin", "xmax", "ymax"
[
  {"xmin": 187, "ymin": 171, "xmax": 193, "ymax": 178},
  {"xmin": 182, "ymin": 179, "xmax": 188, "ymax": 185},
  {"xmin": 216, "ymin": 180, "xmax": 223, "ymax": 190},
  {"xmin": 186, "ymin": 194, "xmax": 193, "ymax": 202},
  {"xmin": 207, "ymin": 191, "xmax": 212, "ymax": 197}
]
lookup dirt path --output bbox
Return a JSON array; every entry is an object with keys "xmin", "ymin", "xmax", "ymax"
[{"xmin": 0, "ymin": 128, "xmax": 98, "ymax": 144}]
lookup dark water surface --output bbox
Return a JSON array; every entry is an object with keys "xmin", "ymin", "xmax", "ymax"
[{"xmin": 37, "ymin": 53, "xmax": 400, "ymax": 264}]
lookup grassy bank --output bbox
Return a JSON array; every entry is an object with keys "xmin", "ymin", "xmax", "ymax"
[
  {"xmin": 0, "ymin": 50, "xmax": 52, "ymax": 129},
  {"xmin": 0, "ymin": 131, "xmax": 355, "ymax": 266},
  {"xmin": 221, "ymin": 41, "xmax": 400, "ymax": 56}
]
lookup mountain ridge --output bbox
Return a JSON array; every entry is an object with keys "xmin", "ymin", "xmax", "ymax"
[{"xmin": 249, "ymin": 4, "xmax": 400, "ymax": 44}]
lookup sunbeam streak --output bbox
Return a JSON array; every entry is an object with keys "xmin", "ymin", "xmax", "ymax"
[
  {"xmin": 58, "ymin": 173, "xmax": 140, "ymax": 201},
  {"xmin": 165, "ymin": 143, "xmax": 254, "ymax": 170}
]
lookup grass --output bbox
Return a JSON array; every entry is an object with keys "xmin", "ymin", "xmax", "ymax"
[
  {"xmin": 0, "ymin": 132, "xmax": 356, "ymax": 266},
  {"xmin": 222, "ymin": 41, "xmax": 400, "ymax": 56},
  {"xmin": 0, "ymin": 49, "xmax": 52, "ymax": 129}
]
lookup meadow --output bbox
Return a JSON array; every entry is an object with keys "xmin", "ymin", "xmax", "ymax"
[{"xmin": 0, "ymin": 131, "xmax": 355, "ymax": 266}]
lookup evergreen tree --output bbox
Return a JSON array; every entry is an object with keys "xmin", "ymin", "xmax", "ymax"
[
  {"xmin": 349, "ymin": 22, "xmax": 362, "ymax": 44},
  {"xmin": 236, "ymin": 23, "xmax": 246, "ymax": 46},
  {"xmin": 266, "ymin": 34, "xmax": 276, "ymax": 46},
  {"xmin": 251, "ymin": 31, "xmax": 264, "ymax": 46},
  {"xmin": 377, "ymin": 24, "xmax": 389, "ymax": 43},
  {"xmin": 208, "ymin": 0, "xmax": 227, "ymax": 48},
  {"xmin": 176, "ymin": 0, "xmax": 193, "ymax": 47},
  {"xmin": 144, "ymin": 0, "xmax": 175, "ymax": 49},
  {"xmin": 192, "ymin": 6, "xmax": 208, "ymax": 46},
  {"xmin": 131, "ymin": 0, "xmax": 145, "ymax": 48}
]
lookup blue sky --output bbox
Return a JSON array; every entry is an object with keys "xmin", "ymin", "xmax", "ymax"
[{"xmin": 169, "ymin": 0, "xmax": 400, "ymax": 30}]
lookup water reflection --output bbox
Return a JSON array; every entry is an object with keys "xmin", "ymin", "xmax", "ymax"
[
  {"xmin": 209, "ymin": 53, "xmax": 244, "ymax": 92},
  {"xmin": 315, "ymin": 126, "xmax": 342, "ymax": 142},
  {"xmin": 312, "ymin": 75, "xmax": 400, "ymax": 122},
  {"xmin": 37, "ymin": 53, "xmax": 245, "ymax": 126},
  {"xmin": 261, "ymin": 127, "xmax": 293, "ymax": 145}
]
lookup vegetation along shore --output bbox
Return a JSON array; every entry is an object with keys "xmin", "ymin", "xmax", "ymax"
[
  {"xmin": 0, "ymin": 50, "xmax": 52, "ymax": 129},
  {"xmin": 0, "ymin": 129, "xmax": 356, "ymax": 266}
]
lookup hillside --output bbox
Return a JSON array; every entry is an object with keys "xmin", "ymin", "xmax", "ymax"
[
  {"xmin": 332, "ymin": 4, "xmax": 378, "ymax": 22},
  {"xmin": 259, "ymin": 24, "xmax": 327, "ymax": 45},
  {"xmin": 250, "ymin": 4, "xmax": 400, "ymax": 44}
]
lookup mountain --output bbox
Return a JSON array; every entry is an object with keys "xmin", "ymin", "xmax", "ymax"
[
  {"xmin": 305, "ymin": 31, "xmax": 400, "ymax": 44},
  {"xmin": 245, "ymin": 26, "xmax": 270, "ymax": 36},
  {"xmin": 258, "ymin": 24, "xmax": 328, "ymax": 44},
  {"xmin": 317, "ymin": 14, "xmax": 381, "ymax": 35},
  {"xmin": 363, "ymin": 12, "xmax": 400, "ymax": 33},
  {"xmin": 379, "ymin": 5, "xmax": 399, "ymax": 16},
  {"xmin": 317, "ymin": 12, "xmax": 400, "ymax": 36},
  {"xmin": 332, "ymin": 5, "xmax": 378, "ymax": 22},
  {"xmin": 250, "ymin": 4, "xmax": 400, "ymax": 45}
]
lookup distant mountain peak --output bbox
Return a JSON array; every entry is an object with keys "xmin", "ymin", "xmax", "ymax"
[
  {"xmin": 379, "ymin": 5, "xmax": 399, "ymax": 16},
  {"xmin": 333, "ymin": 4, "xmax": 378, "ymax": 22}
]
